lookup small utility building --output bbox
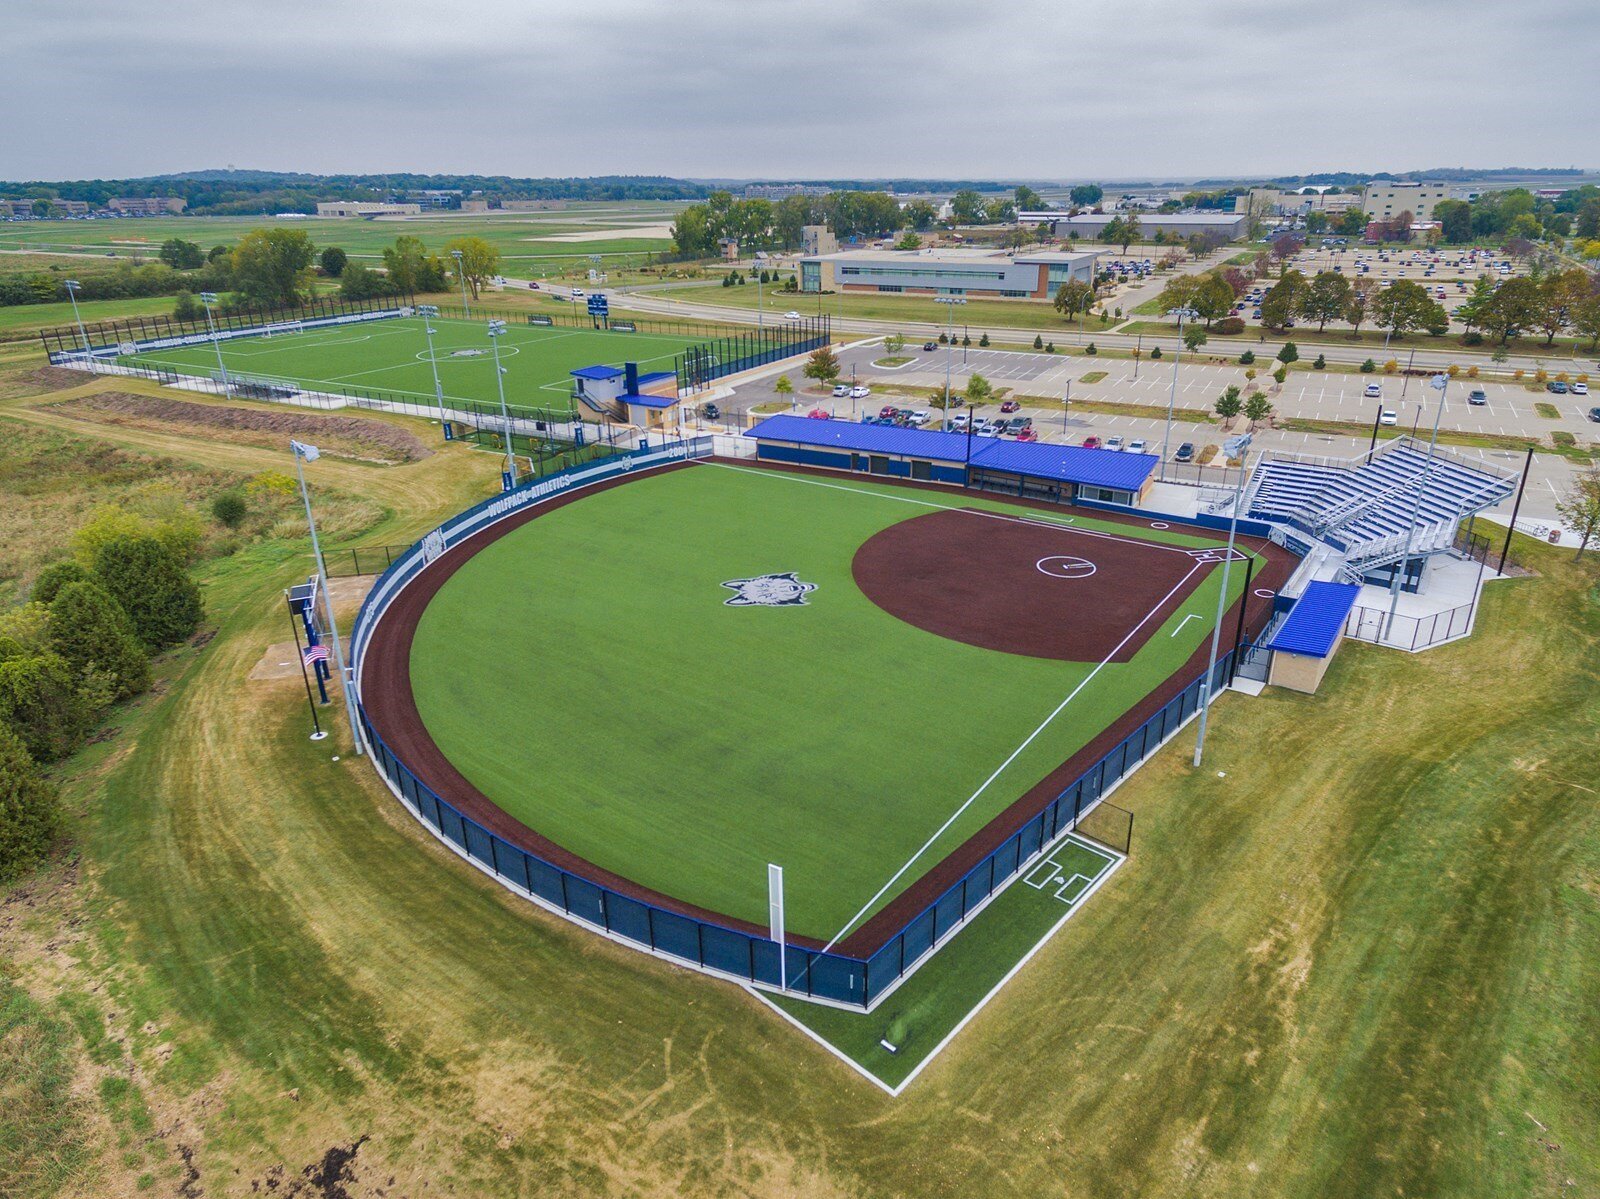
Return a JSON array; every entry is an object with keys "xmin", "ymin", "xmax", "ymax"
[
  {"xmin": 1264, "ymin": 581, "xmax": 1361, "ymax": 693},
  {"xmin": 744, "ymin": 414, "xmax": 1158, "ymax": 506},
  {"xmin": 571, "ymin": 362, "xmax": 682, "ymax": 430}
]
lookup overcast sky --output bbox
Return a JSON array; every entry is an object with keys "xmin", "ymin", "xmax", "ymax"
[{"xmin": 7, "ymin": 0, "xmax": 1595, "ymax": 183}]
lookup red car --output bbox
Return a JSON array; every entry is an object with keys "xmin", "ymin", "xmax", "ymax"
[
  {"xmin": 806, "ymin": 408, "xmax": 831, "ymax": 420},
  {"xmin": 1016, "ymin": 427, "xmax": 1039, "ymax": 443},
  {"xmin": 1000, "ymin": 399, "xmax": 1020, "ymax": 413},
  {"xmin": 1082, "ymin": 435, "xmax": 1102, "ymax": 449},
  {"xmin": 879, "ymin": 405, "xmax": 899, "ymax": 419}
]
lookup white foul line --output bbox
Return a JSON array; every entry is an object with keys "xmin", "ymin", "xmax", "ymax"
[{"xmin": 1170, "ymin": 612, "xmax": 1203, "ymax": 637}]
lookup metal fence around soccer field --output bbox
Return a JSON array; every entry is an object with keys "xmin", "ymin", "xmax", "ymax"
[{"xmin": 347, "ymin": 438, "xmax": 1259, "ymax": 1012}]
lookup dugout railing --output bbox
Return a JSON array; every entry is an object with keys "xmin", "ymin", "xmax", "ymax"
[{"xmin": 349, "ymin": 446, "xmax": 1255, "ymax": 1012}]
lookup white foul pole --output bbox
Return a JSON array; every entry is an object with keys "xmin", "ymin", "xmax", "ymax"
[{"xmin": 768, "ymin": 864, "xmax": 786, "ymax": 990}]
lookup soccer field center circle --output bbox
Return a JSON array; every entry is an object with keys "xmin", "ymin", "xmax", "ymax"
[
  {"xmin": 414, "ymin": 344, "xmax": 522, "ymax": 364},
  {"xmin": 356, "ymin": 456, "xmax": 1295, "ymax": 990}
]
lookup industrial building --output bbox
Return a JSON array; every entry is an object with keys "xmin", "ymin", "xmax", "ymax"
[
  {"xmin": 1019, "ymin": 211, "xmax": 1249, "ymax": 241},
  {"xmin": 798, "ymin": 246, "xmax": 1100, "ymax": 298},
  {"xmin": 315, "ymin": 202, "xmax": 423, "ymax": 218},
  {"xmin": 1361, "ymin": 182, "xmax": 1456, "ymax": 224},
  {"xmin": 108, "ymin": 196, "xmax": 187, "ymax": 215}
]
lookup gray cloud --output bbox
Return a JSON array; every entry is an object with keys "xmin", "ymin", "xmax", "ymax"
[{"xmin": 3, "ymin": 0, "xmax": 1594, "ymax": 181}]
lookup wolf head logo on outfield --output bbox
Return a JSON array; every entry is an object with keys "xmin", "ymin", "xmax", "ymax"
[{"xmin": 721, "ymin": 573, "xmax": 817, "ymax": 607}]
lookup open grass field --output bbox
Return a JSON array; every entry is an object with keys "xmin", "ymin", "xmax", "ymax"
[
  {"xmin": 0, "ymin": 206, "xmax": 679, "ymax": 264},
  {"xmin": 398, "ymin": 462, "xmax": 1265, "ymax": 942},
  {"xmin": 1, "ymin": 348, "xmax": 1598, "ymax": 1196},
  {"xmin": 119, "ymin": 314, "xmax": 701, "ymax": 410}
]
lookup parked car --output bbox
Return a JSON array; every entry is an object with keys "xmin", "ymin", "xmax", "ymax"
[
  {"xmin": 1572, "ymin": 382, "xmax": 1589, "ymax": 396},
  {"xmin": 1379, "ymin": 409, "xmax": 1398, "ymax": 426},
  {"xmin": 700, "ymin": 402, "xmax": 720, "ymax": 419},
  {"xmin": 784, "ymin": 310, "xmax": 801, "ymax": 319},
  {"xmin": 1104, "ymin": 435, "xmax": 1125, "ymax": 451},
  {"xmin": 850, "ymin": 385, "xmax": 870, "ymax": 399},
  {"xmin": 1006, "ymin": 416, "xmax": 1032, "ymax": 432},
  {"xmin": 1000, "ymin": 399, "xmax": 1020, "ymax": 413},
  {"xmin": 805, "ymin": 408, "xmax": 830, "ymax": 420},
  {"xmin": 1016, "ymin": 427, "xmax": 1039, "ymax": 443},
  {"xmin": 1467, "ymin": 389, "xmax": 1488, "ymax": 406},
  {"xmin": 832, "ymin": 384, "xmax": 850, "ymax": 397},
  {"xmin": 1588, "ymin": 407, "xmax": 1600, "ymax": 423},
  {"xmin": 1128, "ymin": 438, "xmax": 1147, "ymax": 454},
  {"xmin": 879, "ymin": 405, "xmax": 899, "ymax": 419},
  {"xmin": 1082, "ymin": 435, "xmax": 1102, "ymax": 449},
  {"xmin": 908, "ymin": 409, "xmax": 930, "ymax": 426},
  {"xmin": 951, "ymin": 413, "xmax": 971, "ymax": 429},
  {"xmin": 1547, "ymin": 380, "xmax": 1569, "ymax": 394},
  {"xmin": 1364, "ymin": 383, "xmax": 1383, "ymax": 398},
  {"xmin": 1174, "ymin": 442, "xmax": 1195, "ymax": 463},
  {"xmin": 922, "ymin": 341, "xmax": 937, "ymax": 351}
]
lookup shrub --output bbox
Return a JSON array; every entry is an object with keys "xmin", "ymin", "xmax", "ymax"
[
  {"xmin": 211, "ymin": 491, "xmax": 248, "ymax": 529},
  {"xmin": 1150, "ymin": 346, "xmax": 1163, "ymax": 359},
  {"xmin": 1467, "ymin": 365, "xmax": 1480, "ymax": 378},
  {"xmin": 1084, "ymin": 342, "xmax": 1098, "ymax": 355},
  {"xmin": 1383, "ymin": 359, "xmax": 1399, "ymax": 373},
  {"xmin": 0, "ymin": 652, "xmax": 90, "ymax": 762},
  {"xmin": 1214, "ymin": 317, "xmax": 1245, "ymax": 336},
  {"xmin": 978, "ymin": 333, "xmax": 990, "ymax": 347},
  {"xmin": 937, "ymin": 332, "xmax": 948, "ymax": 345},
  {"xmin": 0, "ymin": 725, "xmax": 62, "ymax": 886},
  {"xmin": 1238, "ymin": 349, "xmax": 1256, "ymax": 365},
  {"xmin": 1045, "ymin": 342, "xmax": 1056, "ymax": 353},
  {"xmin": 1360, "ymin": 358, "xmax": 1377, "ymax": 373},
  {"xmin": 1463, "ymin": 331, "xmax": 1484, "ymax": 346},
  {"xmin": 1033, "ymin": 334, "xmax": 1044, "ymax": 350},
  {"xmin": 1447, "ymin": 364, "xmax": 1461, "ymax": 377},
  {"xmin": 1272, "ymin": 365, "xmax": 1288, "ymax": 384},
  {"xmin": 31, "ymin": 561, "xmax": 93, "ymax": 606},
  {"xmin": 961, "ymin": 335, "xmax": 971, "ymax": 347},
  {"xmin": 91, "ymin": 536, "xmax": 204, "ymax": 650},
  {"xmin": 1277, "ymin": 341, "xmax": 1299, "ymax": 364},
  {"xmin": 1312, "ymin": 353, "xmax": 1326, "ymax": 370},
  {"xmin": 48, "ymin": 580, "xmax": 150, "ymax": 700}
]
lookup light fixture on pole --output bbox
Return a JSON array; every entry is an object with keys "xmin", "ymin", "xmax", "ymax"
[
  {"xmin": 934, "ymin": 295, "xmax": 966, "ymax": 422},
  {"xmin": 1383, "ymin": 373, "xmax": 1450, "ymax": 639},
  {"xmin": 199, "ymin": 292, "xmax": 230, "ymax": 395},
  {"xmin": 451, "ymin": 249, "xmax": 469, "ymax": 316},
  {"xmin": 1192, "ymin": 432, "xmax": 1253, "ymax": 768},
  {"xmin": 1160, "ymin": 305, "xmax": 1198, "ymax": 482},
  {"xmin": 487, "ymin": 320, "xmax": 517, "ymax": 490},
  {"xmin": 416, "ymin": 304, "xmax": 450, "ymax": 436},
  {"xmin": 62, "ymin": 280, "xmax": 93, "ymax": 367},
  {"xmin": 753, "ymin": 251, "xmax": 767, "ymax": 333},
  {"xmin": 290, "ymin": 440, "xmax": 363, "ymax": 755}
]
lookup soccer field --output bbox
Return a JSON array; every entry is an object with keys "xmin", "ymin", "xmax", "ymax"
[
  {"xmin": 119, "ymin": 315, "xmax": 701, "ymax": 412},
  {"xmin": 378, "ymin": 462, "xmax": 1283, "ymax": 947}
]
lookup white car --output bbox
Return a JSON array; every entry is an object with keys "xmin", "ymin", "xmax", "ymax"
[
  {"xmin": 571, "ymin": 288, "xmax": 585, "ymax": 299},
  {"xmin": 1104, "ymin": 435, "xmax": 1125, "ymax": 451},
  {"xmin": 784, "ymin": 310, "xmax": 801, "ymax": 320},
  {"xmin": 1364, "ymin": 383, "xmax": 1383, "ymax": 398},
  {"xmin": 908, "ymin": 409, "xmax": 930, "ymax": 425},
  {"xmin": 849, "ymin": 385, "xmax": 870, "ymax": 399},
  {"xmin": 1379, "ymin": 409, "xmax": 1398, "ymax": 426},
  {"xmin": 832, "ymin": 384, "xmax": 850, "ymax": 397},
  {"xmin": 1573, "ymin": 382, "xmax": 1590, "ymax": 396},
  {"xmin": 950, "ymin": 413, "xmax": 971, "ymax": 429},
  {"xmin": 1128, "ymin": 438, "xmax": 1147, "ymax": 454}
]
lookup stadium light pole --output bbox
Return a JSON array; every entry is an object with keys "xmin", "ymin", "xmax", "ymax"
[
  {"xmin": 1193, "ymin": 432, "xmax": 1252, "ymax": 768},
  {"xmin": 1383, "ymin": 373, "xmax": 1449, "ymax": 640},
  {"xmin": 1160, "ymin": 305, "xmax": 1197, "ymax": 482},
  {"xmin": 487, "ymin": 320, "xmax": 517, "ymax": 489},
  {"xmin": 935, "ymin": 295, "xmax": 966, "ymax": 424},
  {"xmin": 452, "ymin": 249, "xmax": 469, "ymax": 317},
  {"xmin": 290, "ymin": 440, "xmax": 363, "ymax": 755},
  {"xmin": 753, "ymin": 251, "xmax": 767, "ymax": 333},
  {"xmin": 199, "ymin": 292, "xmax": 231, "ymax": 395},
  {"xmin": 62, "ymin": 280, "xmax": 93, "ymax": 365},
  {"xmin": 416, "ymin": 304, "xmax": 450, "ymax": 435}
]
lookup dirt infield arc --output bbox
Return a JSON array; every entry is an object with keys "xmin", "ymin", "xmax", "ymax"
[
  {"xmin": 359, "ymin": 458, "xmax": 1298, "ymax": 958},
  {"xmin": 853, "ymin": 506, "xmax": 1233, "ymax": 663}
]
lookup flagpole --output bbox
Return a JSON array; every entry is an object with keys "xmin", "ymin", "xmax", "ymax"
[
  {"xmin": 293, "ymin": 442, "xmax": 364, "ymax": 755},
  {"xmin": 287, "ymin": 604, "xmax": 326, "ymax": 740}
]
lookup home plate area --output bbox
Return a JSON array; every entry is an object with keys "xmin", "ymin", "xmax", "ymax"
[{"xmin": 851, "ymin": 506, "xmax": 1228, "ymax": 663}]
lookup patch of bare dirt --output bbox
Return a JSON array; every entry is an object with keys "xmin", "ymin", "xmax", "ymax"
[{"xmin": 52, "ymin": 393, "xmax": 432, "ymax": 465}]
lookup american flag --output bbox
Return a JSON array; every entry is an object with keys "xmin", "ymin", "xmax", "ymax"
[{"xmin": 302, "ymin": 644, "xmax": 331, "ymax": 667}]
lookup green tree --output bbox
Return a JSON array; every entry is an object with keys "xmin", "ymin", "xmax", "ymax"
[
  {"xmin": 985, "ymin": 197, "xmax": 1016, "ymax": 224},
  {"xmin": 318, "ymin": 246, "xmax": 348, "ymax": 277},
  {"xmin": 1346, "ymin": 278, "xmax": 1377, "ymax": 336},
  {"xmin": 1298, "ymin": 271, "xmax": 1353, "ymax": 332},
  {"xmin": 1069, "ymin": 183, "xmax": 1103, "ymax": 207},
  {"xmin": 965, "ymin": 372, "xmax": 994, "ymax": 410},
  {"xmin": 1214, "ymin": 385, "xmax": 1243, "ymax": 426},
  {"xmin": 884, "ymin": 333, "xmax": 905, "ymax": 356},
  {"xmin": 1277, "ymin": 341, "xmax": 1299, "ymax": 364},
  {"xmin": 48, "ymin": 580, "xmax": 150, "ymax": 700},
  {"xmin": 1554, "ymin": 464, "xmax": 1600, "ymax": 559},
  {"xmin": 1243, "ymin": 393, "xmax": 1274, "ymax": 429},
  {"xmin": 895, "ymin": 232, "xmax": 922, "ymax": 251},
  {"xmin": 382, "ymin": 235, "xmax": 432, "ymax": 293},
  {"xmin": 1478, "ymin": 277, "xmax": 1540, "ymax": 344},
  {"xmin": 1053, "ymin": 279, "xmax": 1095, "ymax": 326},
  {"xmin": 158, "ymin": 238, "xmax": 204, "ymax": 270},
  {"xmin": 91, "ymin": 536, "xmax": 204, "ymax": 650},
  {"xmin": 802, "ymin": 346, "xmax": 841, "ymax": 386},
  {"xmin": 1534, "ymin": 269, "xmax": 1592, "ymax": 345},
  {"xmin": 338, "ymin": 262, "xmax": 393, "ymax": 301},
  {"xmin": 1192, "ymin": 273, "xmax": 1237, "ymax": 328},
  {"xmin": 670, "ymin": 205, "xmax": 715, "ymax": 258},
  {"xmin": 31, "ymin": 561, "xmax": 92, "ymax": 606},
  {"xmin": 1371, "ymin": 280, "xmax": 1441, "ymax": 340},
  {"xmin": 903, "ymin": 200, "xmax": 937, "ymax": 232},
  {"xmin": 1260, "ymin": 271, "xmax": 1305, "ymax": 331},
  {"xmin": 0, "ymin": 724, "xmax": 62, "ymax": 885},
  {"xmin": 1183, "ymin": 326, "xmax": 1207, "ymax": 354},
  {"xmin": 774, "ymin": 375, "xmax": 793, "ymax": 403},
  {"xmin": 1572, "ymin": 290, "xmax": 1600, "ymax": 348},
  {"xmin": 1433, "ymin": 199, "xmax": 1472, "ymax": 244},
  {"xmin": 1014, "ymin": 185, "xmax": 1044, "ymax": 212},
  {"xmin": 949, "ymin": 190, "xmax": 986, "ymax": 224},
  {"xmin": 230, "ymin": 227, "xmax": 316, "ymax": 308},
  {"xmin": 0, "ymin": 651, "xmax": 89, "ymax": 762},
  {"xmin": 444, "ymin": 236, "xmax": 499, "ymax": 301},
  {"xmin": 211, "ymin": 491, "xmax": 248, "ymax": 528}
]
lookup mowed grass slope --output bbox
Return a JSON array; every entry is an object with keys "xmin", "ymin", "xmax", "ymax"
[
  {"xmin": 409, "ymin": 462, "xmax": 1252, "ymax": 939},
  {"xmin": 123, "ymin": 315, "xmax": 699, "ymax": 409},
  {"xmin": 2, "ymin": 357, "xmax": 1598, "ymax": 1196}
]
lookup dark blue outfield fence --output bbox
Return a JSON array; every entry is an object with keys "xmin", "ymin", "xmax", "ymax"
[{"xmin": 351, "ymin": 441, "xmax": 1241, "ymax": 1011}]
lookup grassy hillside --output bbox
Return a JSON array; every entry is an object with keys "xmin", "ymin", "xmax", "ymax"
[{"xmin": 0, "ymin": 348, "xmax": 1597, "ymax": 1197}]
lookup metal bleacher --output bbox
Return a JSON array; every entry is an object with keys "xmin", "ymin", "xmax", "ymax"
[{"xmin": 1243, "ymin": 437, "xmax": 1516, "ymax": 584}]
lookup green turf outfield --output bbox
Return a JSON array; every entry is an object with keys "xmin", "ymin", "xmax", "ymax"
[
  {"xmin": 407, "ymin": 462, "xmax": 1258, "ymax": 944},
  {"xmin": 118, "ymin": 314, "xmax": 700, "ymax": 412}
]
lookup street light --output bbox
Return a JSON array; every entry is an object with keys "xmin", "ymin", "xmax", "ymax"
[
  {"xmin": 290, "ymin": 440, "xmax": 364, "ymax": 755},
  {"xmin": 451, "ymin": 249, "xmax": 469, "ymax": 316},
  {"xmin": 753, "ymin": 251, "xmax": 767, "ymax": 333},
  {"xmin": 199, "ymin": 292, "xmax": 230, "ymax": 395},
  {"xmin": 416, "ymin": 304, "xmax": 449, "ymax": 436},
  {"xmin": 62, "ymin": 280, "xmax": 92, "ymax": 368},
  {"xmin": 1160, "ymin": 305, "xmax": 1198, "ymax": 481},
  {"xmin": 487, "ymin": 320, "xmax": 516, "ymax": 489},
  {"xmin": 1192, "ymin": 432, "xmax": 1252, "ymax": 768},
  {"xmin": 934, "ymin": 295, "xmax": 967, "ymax": 422},
  {"xmin": 1383, "ymin": 374, "xmax": 1449, "ymax": 639}
]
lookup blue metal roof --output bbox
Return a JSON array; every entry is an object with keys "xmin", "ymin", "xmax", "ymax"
[
  {"xmin": 622, "ymin": 393, "xmax": 678, "ymax": 408},
  {"xmin": 1266, "ymin": 581, "xmax": 1361, "ymax": 658},
  {"xmin": 744, "ymin": 413, "xmax": 1158, "ymax": 491},
  {"xmin": 570, "ymin": 364, "xmax": 624, "ymax": 380}
]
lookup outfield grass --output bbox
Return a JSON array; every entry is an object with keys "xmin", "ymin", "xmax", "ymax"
[
  {"xmin": 410, "ymin": 463, "xmax": 1255, "ymax": 938},
  {"xmin": 2, "ymin": 350, "xmax": 1599, "ymax": 1196},
  {"xmin": 121, "ymin": 314, "xmax": 700, "ymax": 411}
]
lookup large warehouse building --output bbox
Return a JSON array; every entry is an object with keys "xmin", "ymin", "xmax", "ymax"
[
  {"xmin": 1018, "ymin": 211, "xmax": 1250, "ymax": 241},
  {"xmin": 798, "ymin": 246, "xmax": 1100, "ymax": 297}
]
